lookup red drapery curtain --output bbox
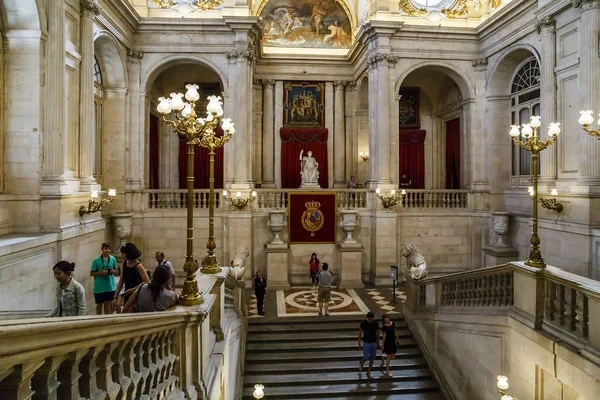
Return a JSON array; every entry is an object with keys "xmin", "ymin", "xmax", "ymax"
[
  {"xmin": 399, "ymin": 129, "xmax": 426, "ymax": 189},
  {"xmin": 149, "ymin": 114, "xmax": 160, "ymax": 189},
  {"xmin": 445, "ymin": 118, "xmax": 461, "ymax": 189},
  {"xmin": 280, "ymin": 128, "xmax": 329, "ymax": 189},
  {"xmin": 178, "ymin": 127, "xmax": 224, "ymax": 189}
]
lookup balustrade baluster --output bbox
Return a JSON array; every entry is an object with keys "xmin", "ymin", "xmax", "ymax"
[
  {"xmin": 134, "ymin": 336, "xmax": 150, "ymax": 398},
  {"xmin": 575, "ymin": 290, "xmax": 589, "ymax": 338},
  {"xmin": 122, "ymin": 338, "xmax": 142, "ymax": 400},
  {"xmin": 31, "ymin": 355, "xmax": 67, "ymax": 400},
  {"xmin": 78, "ymin": 347, "xmax": 107, "ymax": 399},
  {"xmin": 96, "ymin": 343, "xmax": 120, "ymax": 399},
  {"xmin": 0, "ymin": 361, "xmax": 45, "ymax": 400},
  {"xmin": 558, "ymin": 284, "xmax": 567, "ymax": 327},
  {"xmin": 111, "ymin": 340, "xmax": 133, "ymax": 400},
  {"xmin": 55, "ymin": 350, "xmax": 87, "ymax": 400}
]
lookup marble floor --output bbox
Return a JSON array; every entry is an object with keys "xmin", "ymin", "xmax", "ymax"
[{"xmin": 248, "ymin": 285, "xmax": 406, "ymax": 319}]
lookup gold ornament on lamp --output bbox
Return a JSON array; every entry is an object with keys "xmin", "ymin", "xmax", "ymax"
[
  {"xmin": 157, "ymin": 86, "xmax": 235, "ymax": 305},
  {"xmin": 578, "ymin": 110, "xmax": 600, "ymax": 139},
  {"xmin": 223, "ymin": 190, "xmax": 256, "ymax": 210},
  {"xmin": 376, "ymin": 188, "xmax": 406, "ymax": 208},
  {"xmin": 79, "ymin": 189, "xmax": 117, "ymax": 217},
  {"xmin": 509, "ymin": 116, "xmax": 560, "ymax": 268},
  {"xmin": 359, "ymin": 152, "xmax": 369, "ymax": 162},
  {"xmin": 528, "ymin": 187, "xmax": 563, "ymax": 214}
]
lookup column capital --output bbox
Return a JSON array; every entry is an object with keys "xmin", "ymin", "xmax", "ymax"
[
  {"xmin": 80, "ymin": 0, "xmax": 100, "ymax": 17},
  {"xmin": 366, "ymin": 52, "xmax": 399, "ymax": 70},
  {"xmin": 535, "ymin": 16, "xmax": 555, "ymax": 35},
  {"xmin": 572, "ymin": 0, "xmax": 600, "ymax": 10},
  {"xmin": 226, "ymin": 49, "xmax": 257, "ymax": 65},
  {"xmin": 260, "ymin": 78, "xmax": 275, "ymax": 86},
  {"xmin": 126, "ymin": 48, "xmax": 143, "ymax": 60},
  {"xmin": 472, "ymin": 57, "xmax": 489, "ymax": 72},
  {"xmin": 333, "ymin": 80, "xmax": 347, "ymax": 89}
]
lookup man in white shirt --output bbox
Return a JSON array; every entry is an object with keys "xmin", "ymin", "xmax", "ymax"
[
  {"xmin": 155, "ymin": 251, "xmax": 176, "ymax": 291},
  {"xmin": 317, "ymin": 263, "xmax": 333, "ymax": 316}
]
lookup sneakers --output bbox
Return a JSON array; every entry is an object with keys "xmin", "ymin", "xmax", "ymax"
[
  {"xmin": 318, "ymin": 311, "xmax": 323, "ymax": 316},
  {"xmin": 325, "ymin": 312, "xmax": 330, "ymax": 316}
]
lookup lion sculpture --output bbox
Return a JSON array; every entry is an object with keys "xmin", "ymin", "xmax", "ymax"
[
  {"xmin": 401, "ymin": 243, "xmax": 428, "ymax": 280},
  {"xmin": 230, "ymin": 247, "xmax": 250, "ymax": 280}
]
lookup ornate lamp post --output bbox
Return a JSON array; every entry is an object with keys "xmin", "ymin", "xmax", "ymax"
[
  {"xmin": 157, "ymin": 86, "xmax": 234, "ymax": 305},
  {"xmin": 578, "ymin": 110, "xmax": 600, "ymax": 139},
  {"xmin": 509, "ymin": 116, "xmax": 560, "ymax": 268}
]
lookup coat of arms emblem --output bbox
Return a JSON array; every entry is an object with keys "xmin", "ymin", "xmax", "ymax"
[{"xmin": 300, "ymin": 201, "xmax": 324, "ymax": 236}]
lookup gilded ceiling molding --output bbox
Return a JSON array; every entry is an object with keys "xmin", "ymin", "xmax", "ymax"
[
  {"xmin": 490, "ymin": 0, "xmax": 502, "ymax": 8},
  {"xmin": 442, "ymin": 0, "xmax": 468, "ymax": 19},
  {"xmin": 152, "ymin": 0, "xmax": 222, "ymax": 11},
  {"xmin": 399, "ymin": 0, "xmax": 427, "ymax": 17}
]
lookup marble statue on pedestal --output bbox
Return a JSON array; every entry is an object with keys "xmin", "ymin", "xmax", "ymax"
[
  {"xmin": 231, "ymin": 247, "xmax": 249, "ymax": 280},
  {"xmin": 300, "ymin": 150, "xmax": 320, "ymax": 188},
  {"xmin": 401, "ymin": 243, "xmax": 428, "ymax": 280}
]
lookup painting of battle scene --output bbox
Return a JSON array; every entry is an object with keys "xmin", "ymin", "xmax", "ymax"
[{"xmin": 259, "ymin": 0, "xmax": 352, "ymax": 49}]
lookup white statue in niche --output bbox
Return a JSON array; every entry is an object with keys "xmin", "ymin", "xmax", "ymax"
[
  {"xmin": 401, "ymin": 243, "xmax": 428, "ymax": 280},
  {"xmin": 230, "ymin": 247, "xmax": 250, "ymax": 280},
  {"xmin": 299, "ymin": 150, "xmax": 320, "ymax": 187}
]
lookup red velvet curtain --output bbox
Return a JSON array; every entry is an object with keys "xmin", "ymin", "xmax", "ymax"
[
  {"xmin": 178, "ymin": 127, "xmax": 224, "ymax": 189},
  {"xmin": 399, "ymin": 129, "xmax": 426, "ymax": 189},
  {"xmin": 149, "ymin": 114, "xmax": 160, "ymax": 189},
  {"xmin": 280, "ymin": 128, "xmax": 328, "ymax": 189},
  {"xmin": 445, "ymin": 118, "xmax": 461, "ymax": 189}
]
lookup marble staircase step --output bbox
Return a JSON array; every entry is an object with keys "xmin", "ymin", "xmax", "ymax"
[
  {"xmin": 247, "ymin": 329, "xmax": 412, "ymax": 342},
  {"xmin": 242, "ymin": 368, "xmax": 434, "ymax": 387},
  {"xmin": 246, "ymin": 338, "xmax": 417, "ymax": 352},
  {"xmin": 245, "ymin": 347, "xmax": 423, "ymax": 363},
  {"xmin": 248, "ymin": 315, "xmax": 381, "ymax": 325},
  {"xmin": 248, "ymin": 320, "xmax": 408, "ymax": 333},
  {"xmin": 279, "ymin": 393, "xmax": 446, "ymax": 400},
  {"xmin": 240, "ymin": 379, "xmax": 441, "ymax": 399},
  {"xmin": 243, "ymin": 358, "xmax": 430, "ymax": 375}
]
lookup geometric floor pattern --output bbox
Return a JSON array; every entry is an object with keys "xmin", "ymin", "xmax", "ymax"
[
  {"xmin": 366, "ymin": 288, "xmax": 406, "ymax": 314},
  {"xmin": 276, "ymin": 288, "xmax": 370, "ymax": 317},
  {"xmin": 248, "ymin": 293, "xmax": 265, "ymax": 319}
]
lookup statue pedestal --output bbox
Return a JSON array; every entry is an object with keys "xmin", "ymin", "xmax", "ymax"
[
  {"xmin": 482, "ymin": 246, "xmax": 519, "ymax": 268},
  {"xmin": 337, "ymin": 241, "xmax": 364, "ymax": 289},
  {"xmin": 265, "ymin": 243, "xmax": 290, "ymax": 290},
  {"xmin": 299, "ymin": 182, "xmax": 320, "ymax": 189}
]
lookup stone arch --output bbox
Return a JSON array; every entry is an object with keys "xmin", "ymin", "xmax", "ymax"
[
  {"xmin": 357, "ymin": 75, "xmax": 369, "ymax": 109},
  {"xmin": 0, "ymin": 0, "xmax": 45, "ymax": 32},
  {"xmin": 142, "ymin": 55, "xmax": 228, "ymax": 93},
  {"xmin": 93, "ymin": 30, "xmax": 128, "ymax": 89},
  {"xmin": 395, "ymin": 61, "xmax": 474, "ymax": 101},
  {"xmin": 487, "ymin": 44, "xmax": 540, "ymax": 98}
]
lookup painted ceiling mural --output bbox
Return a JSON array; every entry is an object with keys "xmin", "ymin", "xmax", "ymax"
[{"xmin": 259, "ymin": 0, "xmax": 353, "ymax": 49}]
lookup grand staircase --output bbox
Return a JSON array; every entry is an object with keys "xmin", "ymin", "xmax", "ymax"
[{"xmin": 242, "ymin": 315, "xmax": 446, "ymax": 399}]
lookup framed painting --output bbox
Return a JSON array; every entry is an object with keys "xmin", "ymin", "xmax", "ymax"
[
  {"xmin": 399, "ymin": 87, "xmax": 420, "ymax": 129},
  {"xmin": 284, "ymin": 81, "xmax": 325, "ymax": 127}
]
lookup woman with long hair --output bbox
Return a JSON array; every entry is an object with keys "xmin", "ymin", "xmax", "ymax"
[
  {"xmin": 380, "ymin": 313, "xmax": 401, "ymax": 377},
  {"xmin": 123, "ymin": 264, "xmax": 178, "ymax": 312},
  {"xmin": 309, "ymin": 253, "xmax": 320, "ymax": 292},
  {"xmin": 47, "ymin": 261, "xmax": 87, "ymax": 317},
  {"xmin": 113, "ymin": 242, "xmax": 150, "ymax": 313}
]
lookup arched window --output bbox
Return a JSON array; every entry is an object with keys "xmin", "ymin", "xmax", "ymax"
[
  {"xmin": 510, "ymin": 58, "xmax": 540, "ymax": 188},
  {"xmin": 93, "ymin": 56, "xmax": 104, "ymax": 184}
]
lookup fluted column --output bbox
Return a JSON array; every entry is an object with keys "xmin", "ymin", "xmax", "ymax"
[
  {"xmin": 333, "ymin": 81, "xmax": 347, "ymax": 187},
  {"xmin": 577, "ymin": 1, "xmax": 600, "ymax": 183},
  {"xmin": 345, "ymin": 81, "xmax": 357, "ymax": 178},
  {"xmin": 537, "ymin": 17, "xmax": 558, "ymax": 183},
  {"xmin": 79, "ymin": 0, "xmax": 100, "ymax": 188},
  {"xmin": 42, "ymin": 0, "xmax": 66, "ymax": 191},
  {"xmin": 226, "ymin": 49, "xmax": 256, "ymax": 188},
  {"xmin": 367, "ymin": 53, "xmax": 398, "ymax": 187},
  {"xmin": 125, "ymin": 49, "xmax": 143, "ymax": 198},
  {"xmin": 261, "ymin": 79, "xmax": 275, "ymax": 187}
]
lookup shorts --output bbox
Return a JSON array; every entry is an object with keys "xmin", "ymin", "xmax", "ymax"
[
  {"xmin": 94, "ymin": 291, "xmax": 115, "ymax": 304},
  {"xmin": 317, "ymin": 287, "xmax": 331, "ymax": 302},
  {"xmin": 362, "ymin": 341, "xmax": 378, "ymax": 361}
]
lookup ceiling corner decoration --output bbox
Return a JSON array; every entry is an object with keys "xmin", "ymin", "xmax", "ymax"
[
  {"xmin": 400, "ymin": 0, "xmax": 507, "ymax": 21},
  {"xmin": 257, "ymin": 0, "xmax": 355, "ymax": 52},
  {"xmin": 441, "ymin": 0, "xmax": 467, "ymax": 19},
  {"xmin": 399, "ymin": 0, "xmax": 427, "ymax": 17},
  {"xmin": 151, "ymin": 0, "xmax": 222, "ymax": 12}
]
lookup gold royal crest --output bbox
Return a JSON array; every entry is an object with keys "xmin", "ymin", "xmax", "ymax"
[{"xmin": 301, "ymin": 201, "xmax": 324, "ymax": 237}]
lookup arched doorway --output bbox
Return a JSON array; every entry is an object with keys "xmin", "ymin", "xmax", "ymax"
[{"xmin": 147, "ymin": 62, "xmax": 225, "ymax": 189}]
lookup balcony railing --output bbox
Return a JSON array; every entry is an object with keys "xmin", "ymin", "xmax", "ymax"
[{"xmin": 145, "ymin": 188, "xmax": 469, "ymax": 210}]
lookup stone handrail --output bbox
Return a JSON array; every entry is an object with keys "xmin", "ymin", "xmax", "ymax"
[
  {"xmin": 401, "ymin": 189, "xmax": 469, "ymax": 209},
  {"xmin": 405, "ymin": 262, "xmax": 600, "ymax": 361},
  {"xmin": 146, "ymin": 189, "xmax": 220, "ymax": 209},
  {"xmin": 0, "ymin": 268, "xmax": 248, "ymax": 400}
]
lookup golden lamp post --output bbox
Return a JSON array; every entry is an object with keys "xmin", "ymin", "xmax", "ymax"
[
  {"xmin": 509, "ymin": 116, "xmax": 561, "ymax": 268},
  {"xmin": 578, "ymin": 110, "xmax": 600, "ymax": 139},
  {"xmin": 157, "ymin": 85, "xmax": 234, "ymax": 305}
]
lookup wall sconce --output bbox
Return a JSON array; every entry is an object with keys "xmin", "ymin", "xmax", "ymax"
[
  {"xmin": 79, "ymin": 189, "xmax": 117, "ymax": 217},
  {"xmin": 528, "ymin": 187, "xmax": 563, "ymax": 213},
  {"xmin": 578, "ymin": 110, "xmax": 600, "ymax": 139},
  {"xmin": 497, "ymin": 375, "xmax": 516, "ymax": 400},
  {"xmin": 252, "ymin": 384, "xmax": 264, "ymax": 399},
  {"xmin": 359, "ymin": 151, "xmax": 369, "ymax": 161},
  {"xmin": 376, "ymin": 188, "xmax": 404, "ymax": 208},
  {"xmin": 222, "ymin": 190, "xmax": 256, "ymax": 210}
]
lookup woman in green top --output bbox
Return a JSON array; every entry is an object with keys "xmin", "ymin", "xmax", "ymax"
[{"xmin": 47, "ymin": 261, "xmax": 87, "ymax": 317}]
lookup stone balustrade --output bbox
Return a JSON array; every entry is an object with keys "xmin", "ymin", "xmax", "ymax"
[
  {"xmin": 145, "ymin": 188, "xmax": 470, "ymax": 210},
  {"xmin": 0, "ymin": 268, "xmax": 247, "ymax": 400}
]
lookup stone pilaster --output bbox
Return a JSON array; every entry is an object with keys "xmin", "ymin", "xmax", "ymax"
[
  {"xmin": 261, "ymin": 79, "xmax": 275, "ymax": 187},
  {"xmin": 471, "ymin": 58, "xmax": 489, "ymax": 192},
  {"xmin": 367, "ymin": 52, "xmax": 398, "ymax": 187},
  {"xmin": 125, "ymin": 49, "xmax": 143, "ymax": 196},
  {"xmin": 42, "ymin": 0, "xmax": 66, "ymax": 193},
  {"xmin": 79, "ymin": 0, "xmax": 100, "ymax": 189},
  {"xmin": 345, "ymin": 81, "xmax": 357, "ymax": 180},
  {"xmin": 536, "ymin": 16, "xmax": 558, "ymax": 184},
  {"xmin": 577, "ymin": 1, "xmax": 600, "ymax": 185},
  {"xmin": 333, "ymin": 81, "xmax": 347, "ymax": 187},
  {"xmin": 325, "ymin": 81, "xmax": 334, "ymax": 188},
  {"xmin": 226, "ymin": 48, "xmax": 257, "ymax": 188}
]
